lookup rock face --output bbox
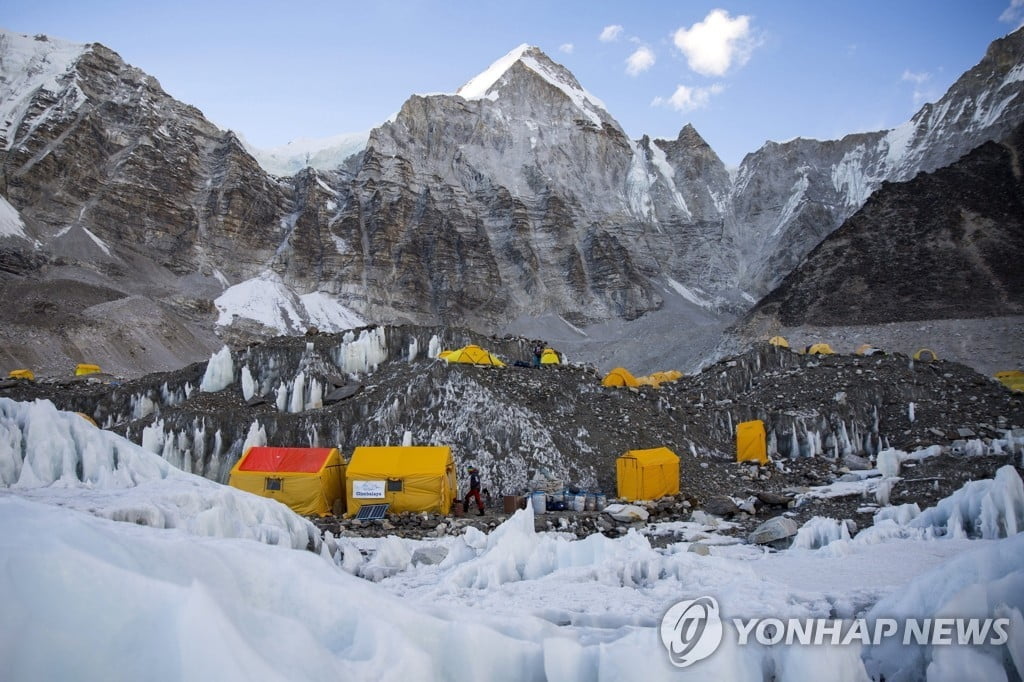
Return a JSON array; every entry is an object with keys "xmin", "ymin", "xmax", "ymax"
[
  {"xmin": 1, "ymin": 30, "xmax": 1023, "ymax": 376},
  {"xmin": 740, "ymin": 121, "xmax": 1024, "ymax": 329}
]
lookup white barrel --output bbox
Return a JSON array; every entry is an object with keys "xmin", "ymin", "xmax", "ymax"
[
  {"xmin": 531, "ymin": 491, "xmax": 547, "ymax": 514},
  {"xmin": 573, "ymin": 494, "xmax": 586, "ymax": 512}
]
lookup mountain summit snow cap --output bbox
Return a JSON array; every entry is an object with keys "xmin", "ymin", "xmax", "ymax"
[{"xmin": 455, "ymin": 43, "xmax": 611, "ymax": 127}]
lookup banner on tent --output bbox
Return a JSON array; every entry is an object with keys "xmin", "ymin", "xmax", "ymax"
[{"xmin": 353, "ymin": 480, "xmax": 386, "ymax": 499}]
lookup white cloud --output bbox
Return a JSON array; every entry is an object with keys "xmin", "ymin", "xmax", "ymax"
[
  {"xmin": 902, "ymin": 70, "xmax": 930, "ymax": 84},
  {"xmin": 902, "ymin": 70, "xmax": 935, "ymax": 106},
  {"xmin": 559, "ymin": 43, "xmax": 575, "ymax": 54},
  {"xmin": 652, "ymin": 84, "xmax": 724, "ymax": 112},
  {"xmin": 672, "ymin": 9, "xmax": 756, "ymax": 76},
  {"xmin": 599, "ymin": 25, "xmax": 623, "ymax": 42},
  {"xmin": 1000, "ymin": 0, "xmax": 1024, "ymax": 28},
  {"xmin": 625, "ymin": 46, "xmax": 655, "ymax": 76}
]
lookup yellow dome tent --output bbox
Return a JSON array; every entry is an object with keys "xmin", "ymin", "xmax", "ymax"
[
  {"xmin": 768, "ymin": 336, "xmax": 790, "ymax": 348},
  {"xmin": 616, "ymin": 447, "xmax": 680, "ymax": 501},
  {"xmin": 7, "ymin": 369, "xmax": 34, "ymax": 381},
  {"xmin": 736, "ymin": 420, "xmax": 768, "ymax": 465},
  {"xmin": 75, "ymin": 363, "xmax": 102, "ymax": 376},
  {"xmin": 648, "ymin": 370, "xmax": 682, "ymax": 385},
  {"xmin": 995, "ymin": 370, "xmax": 1024, "ymax": 393},
  {"xmin": 913, "ymin": 348, "xmax": 938, "ymax": 362},
  {"xmin": 345, "ymin": 446, "xmax": 456, "ymax": 516},
  {"xmin": 602, "ymin": 367, "xmax": 639, "ymax": 387},
  {"xmin": 805, "ymin": 343, "xmax": 835, "ymax": 356},
  {"xmin": 540, "ymin": 348, "xmax": 561, "ymax": 365},
  {"xmin": 229, "ymin": 447, "xmax": 346, "ymax": 517},
  {"xmin": 440, "ymin": 345, "xmax": 505, "ymax": 367}
]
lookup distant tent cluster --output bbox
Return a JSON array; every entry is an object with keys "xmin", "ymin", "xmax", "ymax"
[
  {"xmin": 601, "ymin": 367, "xmax": 683, "ymax": 389},
  {"xmin": 766, "ymin": 337, "xmax": 939, "ymax": 361},
  {"xmin": 438, "ymin": 344, "xmax": 505, "ymax": 367}
]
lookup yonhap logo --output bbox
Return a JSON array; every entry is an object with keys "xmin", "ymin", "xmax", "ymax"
[{"xmin": 660, "ymin": 596, "xmax": 724, "ymax": 667}]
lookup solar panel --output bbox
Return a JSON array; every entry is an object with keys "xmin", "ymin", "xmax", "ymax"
[{"xmin": 354, "ymin": 503, "xmax": 390, "ymax": 520}]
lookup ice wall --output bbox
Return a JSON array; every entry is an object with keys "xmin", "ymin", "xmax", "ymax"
[{"xmin": 0, "ymin": 397, "xmax": 318, "ymax": 550}]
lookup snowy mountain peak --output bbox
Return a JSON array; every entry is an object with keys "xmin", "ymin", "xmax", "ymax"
[
  {"xmin": 456, "ymin": 44, "xmax": 611, "ymax": 127},
  {"xmin": 0, "ymin": 29, "xmax": 87, "ymax": 147}
]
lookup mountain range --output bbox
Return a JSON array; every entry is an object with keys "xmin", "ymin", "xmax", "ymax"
[{"xmin": 1, "ymin": 28, "xmax": 1022, "ymax": 377}]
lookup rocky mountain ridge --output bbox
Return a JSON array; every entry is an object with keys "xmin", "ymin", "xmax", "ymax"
[{"xmin": 0, "ymin": 29, "xmax": 1022, "ymax": 378}]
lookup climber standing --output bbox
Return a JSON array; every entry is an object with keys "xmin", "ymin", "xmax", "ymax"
[
  {"xmin": 532, "ymin": 340, "xmax": 544, "ymax": 367},
  {"xmin": 464, "ymin": 466, "xmax": 485, "ymax": 516}
]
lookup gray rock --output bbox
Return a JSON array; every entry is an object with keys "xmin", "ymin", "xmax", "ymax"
[
  {"xmin": 702, "ymin": 495, "xmax": 740, "ymax": 517},
  {"xmin": 749, "ymin": 516, "xmax": 799, "ymax": 546},
  {"xmin": 411, "ymin": 546, "xmax": 449, "ymax": 566}
]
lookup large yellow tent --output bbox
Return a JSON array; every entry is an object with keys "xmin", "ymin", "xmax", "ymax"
[
  {"xmin": 804, "ymin": 343, "xmax": 835, "ymax": 356},
  {"xmin": 440, "ymin": 345, "xmax": 505, "ymax": 367},
  {"xmin": 228, "ymin": 446, "xmax": 345, "ymax": 516},
  {"xmin": 345, "ymin": 445, "xmax": 456, "ymax": 516},
  {"xmin": 75, "ymin": 363, "xmax": 102, "ymax": 376},
  {"xmin": 768, "ymin": 336, "xmax": 790, "ymax": 348},
  {"xmin": 616, "ymin": 447, "xmax": 680, "ymax": 501},
  {"xmin": 7, "ymin": 369, "xmax": 34, "ymax": 380},
  {"xmin": 602, "ymin": 367, "xmax": 640, "ymax": 387},
  {"xmin": 540, "ymin": 348, "xmax": 561, "ymax": 365},
  {"xmin": 736, "ymin": 420, "xmax": 768, "ymax": 465}
]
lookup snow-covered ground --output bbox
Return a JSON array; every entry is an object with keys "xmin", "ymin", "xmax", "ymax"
[{"xmin": 1, "ymin": 397, "xmax": 1022, "ymax": 681}]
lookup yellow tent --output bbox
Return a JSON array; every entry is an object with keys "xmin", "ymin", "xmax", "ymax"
[
  {"xmin": 805, "ymin": 343, "xmax": 835, "ymax": 356},
  {"xmin": 75, "ymin": 363, "xmax": 102, "ymax": 376},
  {"xmin": 634, "ymin": 370, "xmax": 683, "ymax": 388},
  {"xmin": 616, "ymin": 447, "xmax": 680, "ymax": 501},
  {"xmin": 602, "ymin": 367, "xmax": 639, "ymax": 387},
  {"xmin": 7, "ymin": 369, "xmax": 34, "ymax": 380},
  {"xmin": 995, "ymin": 370, "xmax": 1024, "ymax": 393},
  {"xmin": 228, "ymin": 446, "xmax": 345, "ymax": 516},
  {"xmin": 913, "ymin": 348, "xmax": 938, "ymax": 362},
  {"xmin": 540, "ymin": 348, "xmax": 561, "ymax": 365},
  {"xmin": 345, "ymin": 445, "xmax": 456, "ymax": 516},
  {"xmin": 855, "ymin": 343, "xmax": 883, "ymax": 356},
  {"xmin": 441, "ymin": 345, "xmax": 505, "ymax": 367},
  {"xmin": 736, "ymin": 420, "xmax": 768, "ymax": 465},
  {"xmin": 768, "ymin": 336, "xmax": 790, "ymax": 348}
]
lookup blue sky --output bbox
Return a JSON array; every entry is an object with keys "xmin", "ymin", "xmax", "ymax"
[{"xmin": 3, "ymin": 1, "xmax": 1022, "ymax": 166}]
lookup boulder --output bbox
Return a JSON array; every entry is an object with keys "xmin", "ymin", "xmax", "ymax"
[
  {"xmin": 749, "ymin": 516, "xmax": 799, "ymax": 546},
  {"xmin": 603, "ymin": 504, "xmax": 650, "ymax": 523},
  {"xmin": 411, "ymin": 546, "xmax": 449, "ymax": 566},
  {"xmin": 702, "ymin": 495, "xmax": 740, "ymax": 517}
]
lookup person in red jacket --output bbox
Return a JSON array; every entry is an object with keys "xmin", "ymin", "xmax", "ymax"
[{"xmin": 464, "ymin": 466, "xmax": 485, "ymax": 516}]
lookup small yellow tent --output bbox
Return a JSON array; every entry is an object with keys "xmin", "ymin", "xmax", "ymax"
[
  {"xmin": 913, "ymin": 348, "xmax": 938, "ymax": 362},
  {"xmin": 228, "ymin": 447, "xmax": 345, "ymax": 516},
  {"xmin": 995, "ymin": 370, "xmax": 1024, "ymax": 392},
  {"xmin": 736, "ymin": 420, "xmax": 768, "ymax": 465},
  {"xmin": 7, "ymin": 369, "xmax": 34, "ymax": 380},
  {"xmin": 345, "ymin": 445, "xmax": 456, "ymax": 516},
  {"xmin": 768, "ymin": 336, "xmax": 790, "ymax": 348},
  {"xmin": 805, "ymin": 343, "xmax": 835, "ymax": 356},
  {"xmin": 75, "ymin": 363, "xmax": 102, "ymax": 376},
  {"xmin": 602, "ymin": 367, "xmax": 639, "ymax": 387},
  {"xmin": 616, "ymin": 447, "xmax": 680, "ymax": 501},
  {"xmin": 855, "ymin": 343, "xmax": 883, "ymax": 356},
  {"xmin": 647, "ymin": 370, "xmax": 682, "ymax": 386},
  {"xmin": 540, "ymin": 348, "xmax": 560, "ymax": 365},
  {"xmin": 441, "ymin": 345, "xmax": 505, "ymax": 367}
]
